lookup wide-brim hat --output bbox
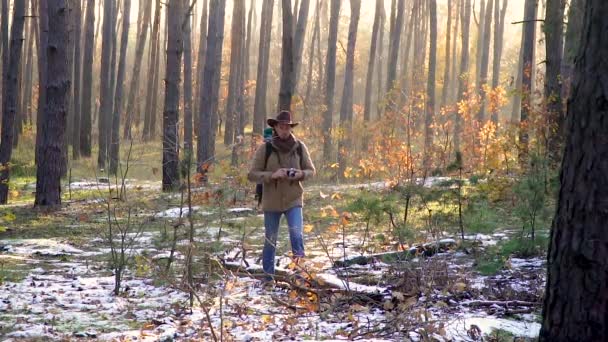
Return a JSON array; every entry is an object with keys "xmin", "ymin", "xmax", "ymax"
[{"xmin": 267, "ymin": 110, "xmax": 299, "ymax": 127}]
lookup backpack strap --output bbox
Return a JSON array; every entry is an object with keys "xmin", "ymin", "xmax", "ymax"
[
  {"xmin": 263, "ymin": 141, "xmax": 274, "ymax": 170},
  {"xmin": 297, "ymin": 141, "xmax": 304, "ymax": 169}
]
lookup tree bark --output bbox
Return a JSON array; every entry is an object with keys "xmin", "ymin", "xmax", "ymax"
[
  {"xmin": 183, "ymin": 2, "xmax": 194, "ymax": 155},
  {"xmin": 363, "ymin": 0, "xmax": 383, "ymax": 122},
  {"xmin": 252, "ymin": 0, "xmax": 274, "ymax": 135},
  {"xmin": 123, "ymin": 0, "xmax": 152, "ymax": 140},
  {"xmin": 519, "ymin": 0, "xmax": 538, "ymax": 164},
  {"xmin": 79, "ymin": 0, "xmax": 95, "ymax": 157},
  {"xmin": 197, "ymin": 0, "xmax": 226, "ymax": 168},
  {"xmin": 162, "ymin": 0, "xmax": 184, "ymax": 191},
  {"xmin": 224, "ymin": 0, "xmax": 246, "ymax": 144},
  {"xmin": 109, "ymin": 0, "xmax": 131, "ymax": 175},
  {"xmin": 278, "ymin": 0, "xmax": 295, "ymax": 111},
  {"xmin": 424, "ymin": 0, "xmax": 437, "ymax": 168},
  {"xmin": 540, "ymin": 1, "xmax": 608, "ymax": 339},
  {"xmin": 35, "ymin": 0, "xmax": 70, "ymax": 207},
  {"xmin": 0, "ymin": 0, "xmax": 26, "ymax": 204},
  {"xmin": 337, "ymin": 0, "xmax": 361, "ymax": 179},
  {"xmin": 475, "ymin": 0, "xmax": 485, "ymax": 90},
  {"xmin": 477, "ymin": 0, "xmax": 493, "ymax": 123},
  {"xmin": 36, "ymin": 0, "xmax": 49, "ymax": 165},
  {"xmin": 561, "ymin": 0, "xmax": 584, "ymax": 94},
  {"xmin": 385, "ymin": 0, "xmax": 405, "ymax": 103},
  {"xmin": 454, "ymin": 0, "xmax": 471, "ymax": 152},
  {"xmin": 321, "ymin": 0, "xmax": 340, "ymax": 162},
  {"xmin": 70, "ymin": 0, "xmax": 83, "ymax": 159},
  {"xmin": 490, "ymin": 0, "xmax": 507, "ymax": 124},
  {"xmin": 440, "ymin": 0, "xmax": 452, "ymax": 111},
  {"xmin": 291, "ymin": 0, "xmax": 310, "ymax": 92},
  {"xmin": 143, "ymin": 0, "xmax": 162, "ymax": 141},
  {"xmin": 194, "ymin": 0, "xmax": 208, "ymax": 132},
  {"xmin": 544, "ymin": 0, "xmax": 566, "ymax": 163},
  {"xmin": 98, "ymin": 0, "xmax": 115, "ymax": 168}
]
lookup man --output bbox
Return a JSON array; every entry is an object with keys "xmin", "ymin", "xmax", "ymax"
[{"xmin": 247, "ymin": 111, "xmax": 315, "ymax": 284}]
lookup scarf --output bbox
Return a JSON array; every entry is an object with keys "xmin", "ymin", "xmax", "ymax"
[{"xmin": 271, "ymin": 133, "xmax": 297, "ymax": 153}]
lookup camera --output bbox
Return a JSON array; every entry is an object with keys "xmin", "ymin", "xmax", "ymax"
[{"xmin": 287, "ymin": 168, "xmax": 296, "ymax": 178}]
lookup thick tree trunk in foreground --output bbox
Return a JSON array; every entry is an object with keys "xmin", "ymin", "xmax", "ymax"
[
  {"xmin": 540, "ymin": 1, "xmax": 608, "ymax": 339},
  {"xmin": 0, "ymin": 0, "xmax": 26, "ymax": 204},
  {"xmin": 98, "ymin": 0, "xmax": 115, "ymax": 168},
  {"xmin": 35, "ymin": 0, "xmax": 70, "ymax": 207},
  {"xmin": 278, "ymin": 0, "xmax": 295, "ymax": 111}
]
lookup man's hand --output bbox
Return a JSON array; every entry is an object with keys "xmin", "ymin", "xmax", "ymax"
[
  {"xmin": 293, "ymin": 170, "xmax": 304, "ymax": 180},
  {"xmin": 271, "ymin": 168, "xmax": 288, "ymax": 180}
]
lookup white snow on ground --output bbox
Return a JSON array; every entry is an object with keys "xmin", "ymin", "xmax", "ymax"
[
  {"xmin": 316, "ymin": 273, "xmax": 388, "ymax": 294},
  {"xmin": 510, "ymin": 257, "xmax": 545, "ymax": 268},
  {"xmin": 446, "ymin": 314, "xmax": 541, "ymax": 340},
  {"xmin": 2, "ymin": 238, "xmax": 84, "ymax": 256}
]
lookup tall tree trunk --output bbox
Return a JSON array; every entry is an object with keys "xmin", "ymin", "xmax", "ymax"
[
  {"xmin": 36, "ymin": 0, "xmax": 49, "ymax": 165},
  {"xmin": 197, "ymin": 0, "xmax": 226, "ymax": 168},
  {"xmin": 519, "ymin": 0, "xmax": 538, "ymax": 164},
  {"xmin": 1, "ymin": 0, "xmax": 7, "ymax": 89},
  {"xmin": 321, "ymin": 0, "xmax": 340, "ymax": 162},
  {"xmin": 252, "ymin": 0, "xmax": 274, "ymax": 135},
  {"xmin": 540, "ymin": 1, "xmax": 608, "ymax": 339},
  {"xmin": 71, "ymin": 0, "xmax": 82, "ymax": 159},
  {"xmin": 194, "ymin": 0, "xmax": 208, "ymax": 133},
  {"xmin": 375, "ymin": 4, "xmax": 386, "ymax": 118},
  {"xmin": 98, "ymin": 0, "xmax": 115, "ymax": 168},
  {"xmin": 278, "ymin": 0, "xmax": 295, "ymax": 111},
  {"xmin": 454, "ymin": 0, "xmax": 471, "ymax": 152},
  {"xmin": 511, "ymin": 25, "xmax": 524, "ymax": 124},
  {"xmin": 35, "ymin": 0, "xmax": 70, "ymax": 207},
  {"xmin": 304, "ymin": 0, "xmax": 320, "ymax": 102},
  {"xmin": 0, "ymin": 0, "xmax": 26, "ymax": 204},
  {"xmin": 124, "ymin": 0, "xmax": 152, "ymax": 140},
  {"xmin": 224, "ymin": 0, "xmax": 246, "ymax": 144},
  {"xmin": 477, "ymin": 0, "xmax": 493, "ymax": 123},
  {"xmin": 363, "ymin": 0, "xmax": 383, "ymax": 122},
  {"xmin": 80, "ymin": 0, "xmax": 95, "ymax": 157},
  {"xmin": 109, "ymin": 0, "xmax": 131, "ymax": 175},
  {"xmin": 162, "ymin": 0, "xmax": 184, "ymax": 191},
  {"xmin": 337, "ymin": 0, "xmax": 361, "ymax": 179},
  {"xmin": 561, "ymin": 0, "xmax": 584, "ymax": 96},
  {"xmin": 424, "ymin": 0, "xmax": 437, "ymax": 168},
  {"xmin": 544, "ymin": 0, "xmax": 566, "ymax": 162},
  {"xmin": 183, "ymin": 2, "xmax": 194, "ymax": 155},
  {"xmin": 292, "ymin": 0, "xmax": 310, "ymax": 91},
  {"xmin": 385, "ymin": 0, "xmax": 405, "ymax": 103},
  {"xmin": 449, "ymin": 0, "xmax": 461, "ymax": 104},
  {"xmin": 440, "ymin": 0, "xmax": 453, "ymax": 110},
  {"xmin": 143, "ymin": 0, "xmax": 161, "ymax": 141},
  {"xmin": 490, "ymin": 0, "xmax": 507, "ymax": 124},
  {"xmin": 475, "ymin": 0, "xmax": 485, "ymax": 89}
]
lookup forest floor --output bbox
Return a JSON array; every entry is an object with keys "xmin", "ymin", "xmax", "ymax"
[{"xmin": 0, "ymin": 177, "xmax": 546, "ymax": 341}]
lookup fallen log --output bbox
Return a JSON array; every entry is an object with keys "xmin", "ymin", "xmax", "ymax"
[
  {"xmin": 334, "ymin": 238, "xmax": 457, "ymax": 267},
  {"xmin": 462, "ymin": 300, "xmax": 539, "ymax": 307}
]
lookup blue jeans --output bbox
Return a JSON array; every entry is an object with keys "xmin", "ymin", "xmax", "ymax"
[{"xmin": 262, "ymin": 206, "xmax": 305, "ymax": 277}]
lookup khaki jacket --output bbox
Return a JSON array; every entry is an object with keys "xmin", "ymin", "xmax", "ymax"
[{"xmin": 247, "ymin": 139, "xmax": 315, "ymax": 212}]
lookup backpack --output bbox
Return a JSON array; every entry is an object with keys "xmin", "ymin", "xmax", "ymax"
[{"xmin": 255, "ymin": 141, "xmax": 304, "ymax": 206}]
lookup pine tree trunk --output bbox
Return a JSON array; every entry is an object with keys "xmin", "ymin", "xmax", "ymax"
[
  {"xmin": 322, "ymin": 0, "xmax": 340, "ymax": 162},
  {"xmin": 98, "ymin": 0, "xmax": 115, "ymax": 168},
  {"xmin": 70, "ymin": 0, "xmax": 82, "ymax": 159},
  {"xmin": 194, "ymin": 0, "xmax": 208, "ymax": 132},
  {"xmin": 197, "ymin": 0, "xmax": 226, "ymax": 168},
  {"xmin": 35, "ymin": 0, "xmax": 70, "ymax": 207},
  {"xmin": 519, "ymin": 0, "xmax": 538, "ymax": 163},
  {"xmin": 475, "ymin": 0, "xmax": 485, "ymax": 89},
  {"xmin": 425, "ymin": 0, "xmax": 437, "ymax": 167},
  {"xmin": 278, "ymin": 0, "xmax": 295, "ymax": 111},
  {"xmin": 337, "ymin": 0, "xmax": 361, "ymax": 179},
  {"xmin": 109, "ymin": 0, "xmax": 131, "ymax": 175},
  {"xmin": 544, "ymin": 0, "xmax": 566, "ymax": 162},
  {"xmin": 477, "ymin": 0, "xmax": 493, "ymax": 123},
  {"xmin": 143, "ymin": 0, "xmax": 161, "ymax": 141},
  {"xmin": 385, "ymin": 0, "xmax": 405, "ymax": 102},
  {"xmin": 561, "ymin": 0, "xmax": 584, "ymax": 94},
  {"xmin": 36, "ymin": 0, "xmax": 49, "ymax": 165},
  {"xmin": 540, "ymin": 1, "xmax": 608, "ymax": 339},
  {"xmin": 224, "ymin": 0, "xmax": 245, "ymax": 144},
  {"xmin": 304, "ymin": 0, "xmax": 320, "ymax": 103},
  {"xmin": 375, "ymin": 5, "xmax": 386, "ymax": 118},
  {"xmin": 80, "ymin": 0, "xmax": 95, "ymax": 157},
  {"xmin": 454, "ymin": 0, "xmax": 471, "ymax": 152},
  {"xmin": 440, "ymin": 0, "xmax": 452, "ymax": 110},
  {"xmin": 490, "ymin": 0, "xmax": 507, "ymax": 124},
  {"xmin": 0, "ymin": 0, "xmax": 26, "ymax": 204},
  {"xmin": 162, "ymin": 0, "xmax": 184, "ymax": 191},
  {"xmin": 124, "ymin": 0, "xmax": 152, "ymax": 140},
  {"xmin": 252, "ymin": 0, "xmax": 274, "ymax": 135},
  {"xmin": 183, "ymin": 3, "xmax": 194, "ymax": 155},
  {"xmin": 292, "ymin": 0, "xmax": 310, "ymax": 91},
  {"xmin": 0, "ymin": 0, "xmax": 7, "ymax": 84},
  {"xmin": 449, "ymin": 0, "xmax": 461, "ymax": 104},
  {"xmin": 364, "ymin": 0, "xmax": 383, "ymax": 122}
]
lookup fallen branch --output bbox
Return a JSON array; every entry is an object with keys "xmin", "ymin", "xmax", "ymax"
[
  {"xmin": 270, "ymin": 294, "xmax": 308, "ymax": 311},
  {"xmin": 463, "ymin": 300, "xmax": 538, "ymax": 307}
]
